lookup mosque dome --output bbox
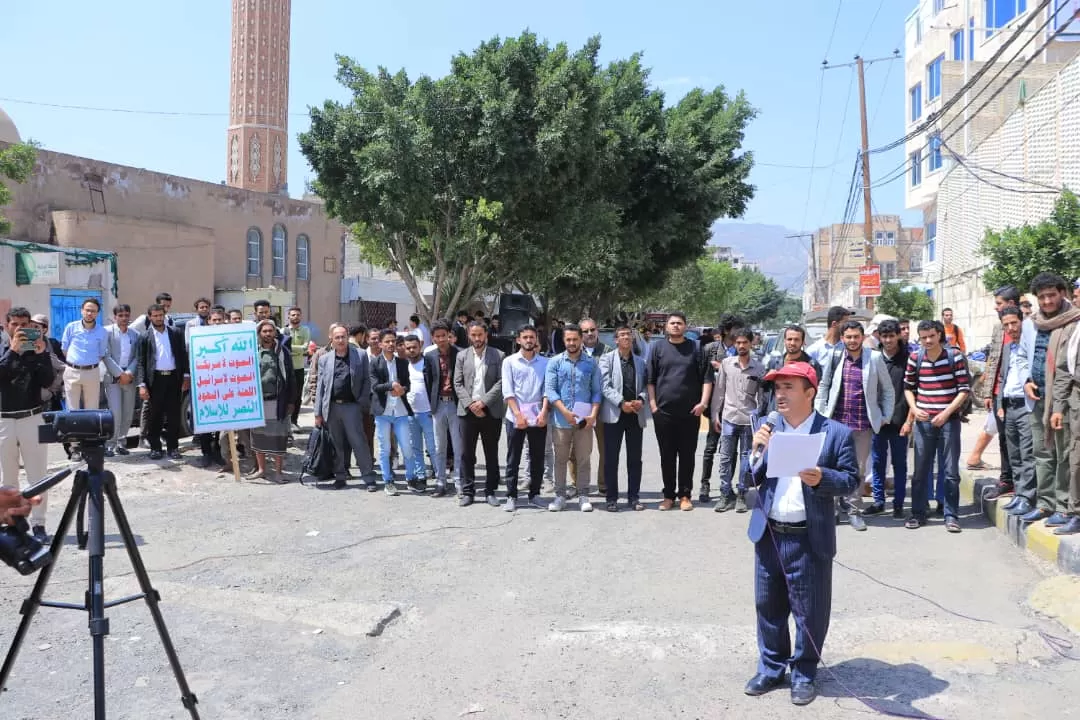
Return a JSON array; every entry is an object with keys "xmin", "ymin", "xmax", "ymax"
[{"xmin": 0, "ymin": 107, "xmax": 22, "ymax": 144}]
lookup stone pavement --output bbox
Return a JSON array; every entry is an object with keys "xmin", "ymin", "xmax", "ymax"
[{"xmin": 0, "ymin": 413, "xmax": 1078, "ymax": 719}]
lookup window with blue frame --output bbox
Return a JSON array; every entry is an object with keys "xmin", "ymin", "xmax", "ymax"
[
  {"xmin": 951, "ymin": 31, "xmax": 964, "ymax": 60},
  {"xmin": 927, "ymin": 55, "xmax": 943, "ymax": 101},
  {"xmin": 969, "ymin": 18, "xmax": 976, "ymax": 59},
  {"xmin": 928, "ymin": 134, "xmax": 943, "ymax": 171},
  {"xmin": 910, "ymin": 83, "xmax": 923, "ymax": 122},
  {"xmin": 934, "ymin": 0, "xmax": 947, "ymax": 13},
  {"xmin": 911, "ymin": 150, "xmax": 923, "ymax": 186},
  {"xmin": 927, "ymin": 221, "xmax": 937, "ymax": 262},
  {"xmin": 985, "ymin": 0, "xmax": 1028, "ymax": 37}
]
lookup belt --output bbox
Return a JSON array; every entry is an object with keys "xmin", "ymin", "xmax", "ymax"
[
  {"xmin": 768, "ymin": 519, "xmax": 808, "ymax": 535},
  {"xmin": 439, "ymin": 395, "xmax": 454, "ymax": 402},
  {"xmin": 1003, "ymin": 396, "xmax": 1027, "ymax": 408},
  {"xmin": 332, "ymin": 399, "xmax": 354, "ymax": 404},
  {"xmin": 66, "ymin": 362, "xmax": 98, "ymax": 371},
  {"xmin": 0, "ymin": 406, "xmax": 45, "ymax": 420},
  {"xmin": 155, "ymin": 370, "xmax": 174, "ymax": 375}
]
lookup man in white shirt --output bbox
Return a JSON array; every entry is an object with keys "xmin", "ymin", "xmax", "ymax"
[
  {"xmin": 404, "ymin": 335, "xmax": 436, "ymax": 490},
  {"xmin": 743, "ymin": 361, "xmax": 858, "ymax": 707},
  {"xmin": 805, "ymin": 306, "xmax": 853, "ymax": 366},
  {"xmin": 408, "ymin": 314, "xmax": 431, "ymax": 347}
]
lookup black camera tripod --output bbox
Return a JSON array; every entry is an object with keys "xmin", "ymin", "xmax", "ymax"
[{"xmin": 0, "ymin": 442, "xmax": 200, "ymax": 719}]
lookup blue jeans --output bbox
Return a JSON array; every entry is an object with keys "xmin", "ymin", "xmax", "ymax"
[
  {"xmin": 871, "ymin": 424, "xmax": 908, "ymax": 510},
  {"xmin": 409, "ymin": 411, "xmax": 437, "ymax": 480},
  {"xmin": 718, "ymin": 421, "xmax": 753, "ymax": 497},
  {"xmin": 375, "ymin": 414, "xmax": 414, "ymax": 484},
  {"xmin": 911, "ymin": 417, "xmax": 961, "ymax": 520}
]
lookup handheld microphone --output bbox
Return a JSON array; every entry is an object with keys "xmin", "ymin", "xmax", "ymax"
[{"xmin": 748, "ymin": 411, "xmax": 782, "ymax": 468}]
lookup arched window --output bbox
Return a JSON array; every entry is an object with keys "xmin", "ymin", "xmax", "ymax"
[
  {"xmin": 271, "ymin": 224, "xmax": 287, "ymax": 283},
  {"xmin": 296, "ymin": 234, "xmax": 310, "ymax": 281},
  {"xmin": 246, "ymin": 227, "xmax": 262, "ymax": 279}
]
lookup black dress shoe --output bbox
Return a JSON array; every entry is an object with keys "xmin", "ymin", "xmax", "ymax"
[
  {"xmin": 744, "ymin": 672, "xmax": 785, "ymax": 696},
  {"xmin": 332, "ymin": 477, "xmax": 347, "ymax": 489},
  {"xmin": 115, "ymin": 446, "xmax": 130, "ymax": 456},
  {"xmin": 148, "ymin": 450, "xmax": 164, "ymax": 460},
  {"xmin": 1053, "ymin": 516, "xmax": 1080, "ymax": 535},
  {"xmin": 167, "ymin": 450, "xmax": 182, "ymax": 460},
  {"xmin": 1002, "ymin": 496, "xmax": 1021, "ymax": 511},
  {"xmin": 1007, "ymin": 498, "xmax": 1033, "ymax": 516},
  {"xmin": 791, "ymin": 681, "xmax": 817, "ymax": 705},
  {"xmin": 863, "ymin": 503, "xmax": 885, "ymax": 516}
]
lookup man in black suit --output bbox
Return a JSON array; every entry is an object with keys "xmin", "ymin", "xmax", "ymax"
[
  {"xmin": 369, "ymin": 328, "xmax": 417, "ymax": 495},
  {"xmin": 423, "ymin": 320, "xmax": 461, "ymax": 497},
  {"xmin": 744, "ymin": 361, "xmax": 858, "ymax": 706},
  {"xmin": 135, "ymin": 303, "xmax": 190, "ymax": 460}
]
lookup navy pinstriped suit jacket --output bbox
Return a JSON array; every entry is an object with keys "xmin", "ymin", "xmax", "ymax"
[{"xmin": 747, "ymin": 413, "xmax": 859, "ymax": 559}]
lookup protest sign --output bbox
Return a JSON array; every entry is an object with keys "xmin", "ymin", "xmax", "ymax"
[{"xmin": 188, "ymin": 324, "xmax": 265, "ymax": 434}]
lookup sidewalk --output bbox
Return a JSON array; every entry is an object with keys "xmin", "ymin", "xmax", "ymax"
[{"xmin": 958, "ymin": 411, "xmax": 1080, "ymax": 574}]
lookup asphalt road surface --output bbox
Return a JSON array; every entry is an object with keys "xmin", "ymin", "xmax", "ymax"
[{"xmin": 1, "ymin": 420, "xmax": 1078, "ymax": 719}]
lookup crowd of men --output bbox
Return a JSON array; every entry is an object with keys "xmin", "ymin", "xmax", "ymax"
[{"xmin": 3, "ymin": 271, "xmax": 1080, "ymax": 541}]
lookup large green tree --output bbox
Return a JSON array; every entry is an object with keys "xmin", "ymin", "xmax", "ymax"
[
  {"xmin": 0, "ymin": 143, "xmax": 36, "ymax": 235},
  {"xmin": 979, "ymin": 190, "xmax": 1080, "ymax": 292},
  {"xmin": 645, "ymin": 257, "xmax": 787, "ymax": 326},
  {"xmin": 298, "ymin": 32, "xmax": 755, "ymax": 323},
  {"xmin": 875, "ymin": 281, "xmax": 935, "ymax": 320}
]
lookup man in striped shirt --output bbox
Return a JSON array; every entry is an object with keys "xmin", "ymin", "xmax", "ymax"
[{"xmin": 903, "ymin": 319, "xmax": 971, "ymax": 532}]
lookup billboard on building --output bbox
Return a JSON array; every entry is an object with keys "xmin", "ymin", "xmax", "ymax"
[{"xmin": 859, "ymin": 265, "xmax": 882, "ymax": 297}]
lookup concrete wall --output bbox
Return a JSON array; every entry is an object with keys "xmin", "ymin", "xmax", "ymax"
[
  {"xmin": 0, "ymin": 145, "xmax": 347, "ymax": 329},
  {"xmin": 0, "ymin": 241, "xmax": 118, "ymax": 320}
]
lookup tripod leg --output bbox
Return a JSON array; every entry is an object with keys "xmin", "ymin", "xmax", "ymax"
[
  {"xmin": 86, "ymin": 468, "xmax": 109, "ymax": 720},
  {"xmin": 0, "ymin": 474, "xmax": 87, "ymax": 693},
  {"xmin": 102, "ymin": 472, "xmax": 201, "ymax": 719},
  {"xmin": 76, "ymin": 489, "xmax": 88, "ymax": 550}
]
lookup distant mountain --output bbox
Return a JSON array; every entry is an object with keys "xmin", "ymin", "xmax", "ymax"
[{"xmin": 709, "ymin": 221, "xmax": 808, "ymax": 293}]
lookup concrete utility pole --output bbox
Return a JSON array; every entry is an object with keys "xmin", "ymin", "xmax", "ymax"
[
  {"xmin": 786, "ymin": 232, "xmax": 818, "ymax": 307},
  {"xmin": 824, "ymin": 51, "xmax": 900, "ymax": 311}
]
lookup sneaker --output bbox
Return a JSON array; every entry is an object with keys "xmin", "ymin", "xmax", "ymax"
[
  {"xmin": 863, "ymin": 503, "xmax": 885, "ymax": 516},
  {"xmin": 529, "ymin": 496, "xmax": 546, "ymax": 509},
  {"xmin": 504, "ymin": 497, "xmax": 517, "ymax": 512},
  {"xmin": 698, "ymin": 482, "xmax": 711, "ymax": 504},
  {"xmin": 408, "ymin": 480, "xmax": 424, "ymax": 495},
  {"xmin": 366, "ymin": 481, "xmax": 378, "ymax": 493},
  {"xmin": 31, "ymin": 525, "xmax": 48, "ymax": 542},
  {"xmin": 891, "ymin": 507, "xmax": 904, "ymax": 519},
  {"xmin": 580, "ymin": 499, "xmax": 594, "ymax": 513},
  {"xmin": 432, "ymin": 482, "xmax": 446, "ymax": 497},
  {"xmin": 566, "ymin": 485, "xmax": 578, "ymax": 500},
  {"xmin": 384, "ymin": 482, "xmax": 399, "ymax": 497},
  {"xmin": 486, "ymin": 494, "xmax": 500, "ymax": 507},
  {"xmin": 848, "ymin": 513, "xmax": 868, "ymax": 531},
  {"xmin": 606, "ymin": 502, "xmax": 619, "ymax": 512},
  {"xmin": 680, "ymin": 497, "xmax": 693, "ymax": 511},
  {"xmin": 548, "ymin": 496, "xmax": 566, "ymax": 512},
  {"xmin": 714, "ymin": 494, "xmax": 736, "ymax": 513},
  {"xmin": 459, "ymin": 495, "xmax": 474, "ymax": 507},
  {"xmin": 734, "ymin": 493, "xmax": 748, "ymax": 513}
]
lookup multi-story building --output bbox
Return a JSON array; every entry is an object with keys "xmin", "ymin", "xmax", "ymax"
[
  {"xmin": 903, "ymin": 0, "xmax": 1076, "ymax": 285},
  {"xmin": 709, "ymin": 244, "xmax": 760, "ymax": 272},
  {"xmin": 803, "ymin": 215, "xmax": 923, "ymax": 311}
]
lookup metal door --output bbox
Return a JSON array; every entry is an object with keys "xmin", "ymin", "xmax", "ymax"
[{"xmin": 48, "ymin": 289, "xmax": 103, "ymax": 341}]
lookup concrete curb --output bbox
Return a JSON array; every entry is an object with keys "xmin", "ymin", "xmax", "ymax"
[{"xmin": 960, "ymin": 469, "xmax": 1080, "ymax": 575}]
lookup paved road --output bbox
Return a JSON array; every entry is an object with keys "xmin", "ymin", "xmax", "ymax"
[{"xmin": 2, "ymin": 415, "xmax": 1078, "ymax": 719}]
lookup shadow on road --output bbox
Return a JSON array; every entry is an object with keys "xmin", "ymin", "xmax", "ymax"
[{"xmin": 820, "ymin": 657, "xmax": 949, "ymax": 718}]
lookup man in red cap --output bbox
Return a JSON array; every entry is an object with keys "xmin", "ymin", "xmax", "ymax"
[{"xmin": 743, "ymin": 361, "xmax": 859, "ymax": 707}]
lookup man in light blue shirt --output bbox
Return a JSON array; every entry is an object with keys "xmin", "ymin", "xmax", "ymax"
[
  {"xmin": 60, "ymin": 297, "xmax": 115, "ymax": 411},
  {"xmin": 998, "ymin": 307, "xmax": 1037, "ymax": 517},
  {"xmin": 501, "ymin": 325, "xmax": 550, "ymax": 511},
  {"xmin": 545, "ymin": 324, "xmax": 602, "ymax": 512}
]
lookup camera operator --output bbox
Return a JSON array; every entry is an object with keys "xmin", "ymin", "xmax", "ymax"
[
  {"xmin": 0, "ymin": 307, "xmax": 56, "ymax": 541},
  {"xmin": 0, "ymin": 488, "xmax": 39, "ymax": 525}
]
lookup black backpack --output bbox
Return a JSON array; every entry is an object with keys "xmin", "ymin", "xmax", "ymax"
[{"xmin": 300, "ymin": 425, "xmax": 337, "ymax": 485}]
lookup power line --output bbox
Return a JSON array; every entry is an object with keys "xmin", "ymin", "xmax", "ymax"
[
  {"xmin": 866, "ymin": 0, "xmax": 1054, "ymax": 155},
  {"xmin": 856, "ymin": 0, "xmax": 888, "ymax": 56}
]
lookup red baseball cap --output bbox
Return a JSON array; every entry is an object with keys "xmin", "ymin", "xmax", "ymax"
[{"xmin": 763, "ymin": 361, "xmax": 819, "ymax": 388}]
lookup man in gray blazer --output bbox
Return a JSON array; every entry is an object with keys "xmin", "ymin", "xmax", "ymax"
[
  {"xmin": 314, "ymin": 324, "xmax": 374, "ymax": 488},
  {"xmin": 598, "ymin": 325, "xmax": 649, "ymax": 511},
  {"xmin": 452, "ymin": 322, "xmax": 506, "ymax": 506},
  {"xmin": 815, "ymin": 320, "xmax": 895, "ymax": 530},
  {"xmin": 104, "ymin": 304, "xmax": 139, "ymax": 457}
]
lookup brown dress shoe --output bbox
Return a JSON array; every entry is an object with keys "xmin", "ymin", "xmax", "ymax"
[
  {"xmin": 659, "ymin": 498, "xmax": 676, "ymax": 511},
  {"xmin": 680, "ymin": 497, "xmax": 693, "ymax": 511}
]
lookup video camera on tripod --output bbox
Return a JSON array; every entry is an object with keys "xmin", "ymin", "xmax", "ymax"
[
  {"xmin": 0, "ymin": 408, "xmax": 200, "ymax": 718},
  {"xmin": 0, "ymin": 409, "xmax": 113, "ymax": 575}
]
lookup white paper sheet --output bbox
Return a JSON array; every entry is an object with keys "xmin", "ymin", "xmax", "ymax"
[
  {"xmin": 571, "ymin": 401, "xmax": 593, "ymax": 420},
  {"xmin": 766, "ymin": 432, "xmax": 827, "ymax": 478},
  {"xmin": 519, "ymin": 402, "xmax": 541, "ymax": 426}
]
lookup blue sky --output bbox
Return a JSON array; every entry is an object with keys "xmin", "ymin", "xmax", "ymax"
[{"xmin": 1, "ymin": 0, "xmax": 918, "ymax": 239}]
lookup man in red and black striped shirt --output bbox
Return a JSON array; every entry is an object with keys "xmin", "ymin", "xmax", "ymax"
[{"xmin": 903, "ymin": 320, "xmax": 971, "ymax": 532}]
